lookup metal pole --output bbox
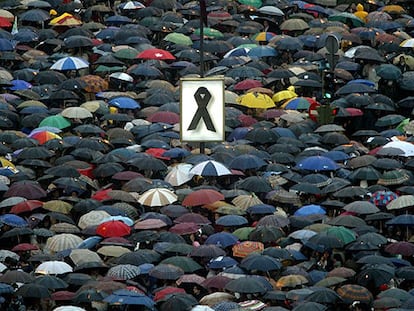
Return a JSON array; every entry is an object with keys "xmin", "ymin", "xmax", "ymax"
[{"xmin": 199, "ymin": 0, "xmax": 206, "ymax": 154}]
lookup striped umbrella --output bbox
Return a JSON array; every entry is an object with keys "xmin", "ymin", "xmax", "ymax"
[
  {"xmin": 337, "ymin": 284, "xmax": 373, "ymax": 305},
  {"xmin": 107, "ymin": 264, "xmax": 141, "ymax": 280},
  {"xmin": 45, "ymin": 234, "xmax": 83, "ymax": 253},
  {"xmin": 50, "ymin": 56, "xmax": 89, "ymax": 71},
  {"xmin": 138, "ymin": 188, "xmax": 177, "ymax": 207}
]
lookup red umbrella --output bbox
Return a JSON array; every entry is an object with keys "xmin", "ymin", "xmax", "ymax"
[
  {"xmin": 145, "ymin": 148, "xmax": 170, "ymax": 160},
  {"xmin": 238, "ymin": 114, "xmax": 258, "ymax": 127},
  {"xmin": 96, "ymin": 220, "xmax": 131, "ymax": 238},
  {"xmin": 233, "ymin": 79, "xmax": 263, "ymax": 91},
  {"xmin": 153, "ymin": 286, "xmax": 185, "ymax": 301},
  {"xmin": 11, "ymin": 243, "xmax": 39, "ymax": 252},
  {"xmin": 51, "ymin": 290, "xmax": 76, "ymax": 301},
  {"xmin": 182, "ymin": 189, "xmax": 224, "ymax": 207},
  {"xmin": 91, "ymin": 188, "xmax": 112, "ymax": 201},
  {"xmin": 136, "ymin": 48, "xmax": 176, "ymax": 60},
  {"xmin": 147, "ymin": 111, "xmax": 180, "ymax": 124},
  {"xmin": 10, "ymin": 200, "xmax": 44, "ymax": 214}
]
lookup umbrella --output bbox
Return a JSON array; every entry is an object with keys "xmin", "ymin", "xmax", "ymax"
[
  {"xmin": 104, "ymin": 289, "xmax": 154, "ymax": 307},
  {"xmin": 50, "ymin": 57, "xmax": 89, "ymax": 71},
  {"xmin": 240, "ymin": 254, "xmax": 282, "ymax": 272},
  {"xmin": 149, "ymin": 263, "xmax": 184, "ymax": 280},
  {"xmin": 236, "ymin": 92, "xmax": 275, "ymax": 109},
  {"xmin": 189, "ymin": 160, "xmax": 232, "ymax": 177},
  {"xmin": 96, "ymin": 220, "xmax": 131, "ymax": 238},
  {"xmin": 296, "ymin": 156, "xmax": 339, "ymax": 171},
  {"xmin": 16, "ymin": 283, "xmax": 50, "ymax": 298},
  {"xmin": 225, "ymin": 276, "xmax": 270, "ymax": 294},
  {"xmin": 337, "ymin": 284, "xmax": 373, "ymax": 305},
  {"xmin": 106, "ymin": 264, "xmax": 141, "ymax": 280},
  {"xmin": 138, "ymin": 188, "xmax": 177, "ymax": 207},
  {"xmin": 36, "ymin": 261, "xmax": 73, "ymax": 275},
  {"xmin": 385, "ymin": 241, "xmax": 414, "ymax": 257},
  {"xmin": 276, "ymin": 275, "xmax": 308, "ymax": 289},
  {"xmin": 182, "ymin": 189, "xmax": 224, "ymax": 207}
]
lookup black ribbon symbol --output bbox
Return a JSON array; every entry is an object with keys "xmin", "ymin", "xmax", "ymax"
[{"xmin": 187, "ymin": 86, "xmax": 216, "ymax": 132}]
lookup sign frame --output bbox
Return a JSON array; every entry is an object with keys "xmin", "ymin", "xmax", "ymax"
[{"xmin": 180, "ymin": 77, "xmax": 225, "ymax": 142}]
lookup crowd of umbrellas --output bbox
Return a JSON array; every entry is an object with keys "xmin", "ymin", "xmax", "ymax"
[{"xmin": 0, "ymin": 0, "xmax": 413, "ymax": 310}]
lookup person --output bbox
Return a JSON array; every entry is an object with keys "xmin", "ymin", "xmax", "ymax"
[{"xmin": 397, "ymin": 55, "xmax": 409, "ymax": 73}]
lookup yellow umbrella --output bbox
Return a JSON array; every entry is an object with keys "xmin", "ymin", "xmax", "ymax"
[
  {"xmin": 272, "ymin": 89, "xmax": 297, "ymax": 103},
  {"xmin": 381, "ymin": 4, "xmax": 405, "ymax": 14},
  {"xmin": 0, "ymin": 157, "xmax": 15, "ymax": 170},
  {"xmin": 236, "ymin": 92, "xmax": 275, "ymax": 109},
  {"xmin": 49, "ymin": 13, "xmax": 82, "ymax": 26}
]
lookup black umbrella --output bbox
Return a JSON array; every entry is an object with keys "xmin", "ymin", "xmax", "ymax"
[
  {"xmin": 225, "ymin": 276, "xmax": 270, "ymax": 294},
  {"xmin": 16, "ymin": 283, "xmax": 50, "ymax": 298},
  {"xmin": 158, "ymin": 293, "xmax": 198, "ymax": 311},
  {"xmin": 63, "ymin": 35, "xmax": 94, "ymax": 48}
]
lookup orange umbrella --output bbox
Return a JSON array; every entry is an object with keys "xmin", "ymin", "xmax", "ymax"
[{"xmin": 232, "ymin": 241, "xmax": 264, "ymax": 258}]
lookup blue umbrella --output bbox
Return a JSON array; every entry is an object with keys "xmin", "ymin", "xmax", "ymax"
[
  {"xmin": 272, "ymin": 127, "xmax": 296, "ymax": 138},
  {"xmin": 50, "ymin": 56, "xmax": 89, "ymax": 71},
  {"xmin": 205, "ymin": 232, "xmax": 239, "ymax": 248},
  {"xmin": 294, "ymin": 204, "xmax": 326, "ymax": 216},
  {"xmin": 12, "ymin": 30, "xmax": 39, "ymax": 43},
  {"xmin": 76, "ymin": 236, "xmax": 103, "ymax": 249},
  {"xmin": 8, "ymin": 80, "xmax": 32, "ymax": 91},
  {"xmin": 246, "ymin": 204, "xmax": 276, "ymax": 215},
  {"xmin": 96, "ymin": 27, "xmax": 120, "ymax": 40},
  {"xmin": 228, "ymin": 154, "xmax": 267, "ymax": 170},
  {"xmin": 295, "ymin": 156, "xmax": 340, "ymax": 171},
  {"xmin": 248, "ymin": 46, "xmax": 277, "ymax": 58},
  {"xmin": 162, "ymin": 148, "xmax": 191, "ymax": 159},
  {"xmin": 103, "ymin": 289, "xmax": 154, "ymax": 307},
  {"xmin": 386, "ymin": 214, "xmax": 414, "ymax": 226},
  {"xmin": 0, "ymin": 38, "xmax": 14, "ymax": 51},
  {"xmin": 216, "ymin": 215, "xmax": 248, "ymax": 227},
  {"xmin": 323, "ymin": 150, "xmax": 350, "ymax": 162},
  {"xmin": 227, "ymin": 127, "xmax": 251, "ymax": 141},
  {"xmin": 108, "ymin": 96, "xmax": 140, "ymax": 109},
  {"xmin": 208, "ymin": 256, "xmax": 238, "ymax": 269},
  {"xmin": 0, "ymin": 214, "xmax": 28, "ymax": 227}
]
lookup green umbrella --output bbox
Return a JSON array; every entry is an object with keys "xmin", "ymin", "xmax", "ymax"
[
  {"xmin": 233, "ymin": 227, "xmax": 255, "ymax": 240},
  {"xmin": 238, "ymin": 0, "xmax": 262, "ymax": 8},
  {"xmin": 323, "ymin": 226, "xmax": 356, "ymax": 244},
  {"xmin": 396, "ymin": 118, "xmax": 410, "ymax": 133},
  {"xmin": 164, "ymin": 33, "xmax": 192, "ymax": 46},
  {"xmin": 328, "ymin": 12, "xmax": 365, "ymax": 27},
  {"xmin": 113, "ymin": 47, "xmax": 139, "ymax": 60},
  {"xmin": 194, "ymin": 27, "xmax": 224, "ymax": 39},
  {"xmin": 39, "ymin": 115, "xmax": 71, "ymax": 129},
  {"xmin": 314, "ymin": 276, "xmax": 346, "ymax": 288},
  {"xmin": 95, "ymin": 65, "xmax": 126, "ymax": 73}
]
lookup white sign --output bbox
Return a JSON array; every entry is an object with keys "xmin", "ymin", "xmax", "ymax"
[{"xmin": 180, "ymin": 77, "xmax": 225, "ymax": 142}]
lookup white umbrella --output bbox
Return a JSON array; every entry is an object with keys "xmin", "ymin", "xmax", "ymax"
[
  {"xmin": 78, "ymin": 210, "xmax": 111, "ymax": 230},
  {"xmin": 257, "ymin": 6, "xmax": 284, "ymax": 16},
  {"xmin": 190, "ymin": 160, "xmax": 232, "ymax": 177},
  {"xmin": 380, "ymin": 141, "xmax": 414, "ymax": 157},
  {"xmin": 35, "ymin": 260, "xmax": 73, "ymax": 275},
  {"xmin": 53, "ymin": 306, "xmax": 86, "ymax": 311},
  {"xmin": 109, "ymin": 72, "xmax": 134, "ymax": 82},
  {"xmin": 138, "ymin": 188, "xmax": 177, "ymax": 207},
  {"xmin": 61, "ymin": 107, "xmax": 93, "ymax": 119},
  {"xmin": 164, "ymin": 163, "xmax": 194, "ymax": 186},
  {"xmin": 45, "ymin": 234, "xmax": 83, "ymax": 253},
  {"xmin": 69, "ymin": 249, "xmax": 102, "ymax": 266},
  {"xmin": 50, "ymin": 56, "xmax": 89, "ymax": 71},
  {"xmin": 386, "ymin": 195, "xmax": 414, "ymax": 211}
]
